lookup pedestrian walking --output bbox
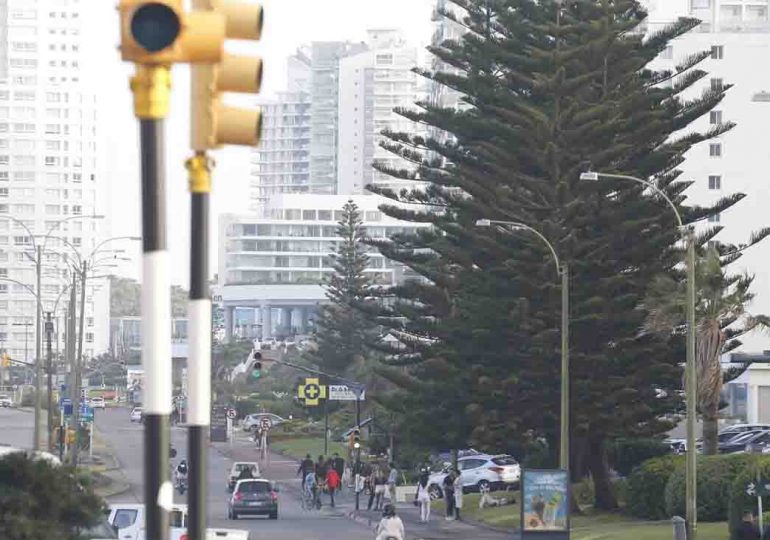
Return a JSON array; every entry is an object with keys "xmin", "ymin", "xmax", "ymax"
[
  {"xmin": 387, "ymin": 462, "xmax": 398, "ymax": 502},
  {"xmin": 298, "ymin": 454, "xmax": 314, "ymax": 490},
  {"xmin": 414, "ymin": 472, "xmax": 432, "ymax": 523},
  {"xmin": 453, "ymin": 468, "xmax": 463, "ymax": 520},
  {"xmin": 367, "ymin": 465, "xmax": 378, "ymax": 510},
  {"xmin": 332, "ymin": 452, "xmax": 345, "ymax": 478},
  {"xmin": 442, "ymin": 469, "xmax": 456, "ymax": 520},
  {"xmin": 737, "ymin": 511, "xmax": 761, "ymax": 540},
  {"xmin": 326, "ymin": 467, "xmax": 340, "ymax": 508},
  {"xmin": 315, "ymin": 455, "xmax": 328, "ymax": 482},
  {"xmin": 374, "ymin": 468, "xmax": 388, "ymax": 511}
]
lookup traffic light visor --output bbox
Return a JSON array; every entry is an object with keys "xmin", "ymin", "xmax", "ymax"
[{"xmin": 131, "ymin": 3, "xmax": 181, "ymax": 52}]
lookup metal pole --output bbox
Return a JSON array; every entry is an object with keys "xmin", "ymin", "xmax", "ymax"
[
  {"xmin": 186, "ymin": 153, "xmax": 212, "ymax": 540},
  {"xmin": 46, "ymin": 312, "xmax": 54, "ymax": 451},
  {"xmin": 67, "ymin": 274, "xmax": 77, "ymax": 463},
  {"xmin": 560, "ymin": 264, "xmax": 569, "ymax": 472},
  {"xmin": 324, "ymin": 396, "xmax": 329, "ymax": 456},
  {"xmin": 685, "ymin": 233, "xmax": 697, "ymax": 540},
  {"xmin": 72, "ymin": 262, "xmax": 87, "ymax": 467},
  {"xmin": 33, "ymin": 246, "xmax": 42, "ymax": 450},
  {"xmin": 355, "ymin": 395, "xmax": 361, "ymax": 511},
  {"xmin": 133, "ymin": 64, "xmax": 173, "ymax": 540}
]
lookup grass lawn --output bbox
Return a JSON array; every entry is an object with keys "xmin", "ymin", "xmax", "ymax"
[
  {"xmin": 435, "ymin": 493, "xmax": 729, "ymax": 540},
  {"xmin": 270, "ymin": 436, "xmax": 347, "ymax": 461}
]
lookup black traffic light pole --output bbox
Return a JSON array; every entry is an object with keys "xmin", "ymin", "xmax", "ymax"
[
  {"xmin": 186, "ymin": 153, "xmax": 213, "ymax": 540},
  {"xmin": 133, "ymin": 65, "xmax": 174, "ymax": 540}
]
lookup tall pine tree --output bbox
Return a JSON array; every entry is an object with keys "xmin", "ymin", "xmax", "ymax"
[
  {"xmin": 307, "ymin": 200, "xmax": 377, "ymax": 374},
  {"xmin": 367, "ymin": 0, "xmax": 748, "ymax": 509}
]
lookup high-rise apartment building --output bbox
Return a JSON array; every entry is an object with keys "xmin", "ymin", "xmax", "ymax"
[
  {"xmin": 643, "ymin": 0, "xmax": 770, "ymax": 354},
  {"xmin": 0, "ymin": 0, "xmax": 110, "ymax": 362},
  {"xmin": 337, "ymin": 29, "xmax": 425, "ymax": 195}
]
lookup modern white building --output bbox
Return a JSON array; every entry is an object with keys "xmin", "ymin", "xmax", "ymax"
[
  {"xmin": 644, "ymin": 0, "xmax": 770, "ymax": 353},
  {"xmin": 0, "ymin": 0, "xmax": 110, "ymax": 362},
  {"xmin": 218, "ymin": 193, "xmax": 427, "ymax": 341},
  {"xmin": 337, "ymin": 29, "xmax": 426, "ymax": 195}
]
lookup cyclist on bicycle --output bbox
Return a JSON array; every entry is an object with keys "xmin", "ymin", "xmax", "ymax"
[{"xmin": 304, "ymin": 470, "xmax": 320, "ymax": 509}]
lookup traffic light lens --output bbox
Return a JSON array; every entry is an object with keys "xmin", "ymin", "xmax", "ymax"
[{"xmin": 131, "ymin": 3, "xmax": 181, "ymax": 53}]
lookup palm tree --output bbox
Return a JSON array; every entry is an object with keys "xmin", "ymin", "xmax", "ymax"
[{"xmin": 644, "ymin": 235, "xmax": 770, "ymax": 455}]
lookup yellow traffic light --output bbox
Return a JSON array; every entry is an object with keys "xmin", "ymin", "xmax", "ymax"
[
  {"xmin": 118, "ymin": 0, "xmax": 226, "ymax": 65},
  {"xmin": 1, "ymin": 354, "xmax": 9, "ymax": 367},
  {"xmin": 191, "ymin": 1, "xmax": 264, "ymax": 150}
]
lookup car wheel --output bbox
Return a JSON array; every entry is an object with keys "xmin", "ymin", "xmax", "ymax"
[
  {"xmin": 477, "ymin": 480, "xmax": 491, "ymax": 492},
  {"xmin": 428, "ymin": 484, "xmax": 442, "ymax": 500},
  {"xmin": 269, "ymin": 512, "xmax": 278, "ymax": 520}
]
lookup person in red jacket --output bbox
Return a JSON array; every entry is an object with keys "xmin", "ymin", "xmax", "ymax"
[{"xmin": 326, "ymin": 467, "xmax": 341, "ymax": 508}]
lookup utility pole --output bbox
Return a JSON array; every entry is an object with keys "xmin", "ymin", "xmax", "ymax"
[
  {"xmin": 67, "ymin": 272, "xmax": 77, "ymax": 464},
  {"xmin": 71, "ymin": 261, "xmax": 87, "ymax": 466},
  {"xmin": 33, "ymin": 245, "xmax": 42, "ymax": 451},
  {"xmin": 46, "ymin": 312, "xmax": 55, "ymax": 452}
]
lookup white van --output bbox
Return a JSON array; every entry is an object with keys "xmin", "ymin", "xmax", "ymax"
[{"xmin": 107, "ymin": 503, "xmax": 188, "ymax": 540}]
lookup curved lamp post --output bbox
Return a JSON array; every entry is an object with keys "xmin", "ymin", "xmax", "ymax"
[
  {"xmin": 476, "ymin": 218, "xmax": 570, "ymax": 473},
  {"xmin": 580, "ymin": 171, "xmax": 697, "ymax": 538}
]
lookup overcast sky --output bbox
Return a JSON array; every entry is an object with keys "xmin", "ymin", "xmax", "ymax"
[{"xmin": 90, "ymin": 0, "xmax": 435, "ymax": 286}]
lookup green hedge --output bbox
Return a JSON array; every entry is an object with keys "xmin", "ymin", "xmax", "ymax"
[
  {"xmin": 626, "ymin": 455, "xmax": 683, "ymax": 519},
  {"xmin": 665, "ymin": 454, "xmax": 765, "ymax": 522},
  {"xmin": 610, "ymin": 438, "xmax": 670, "ymax": 477},
  {"xmin": 728, "ymin": 458, "xmax": 770, "ymax": 539}
]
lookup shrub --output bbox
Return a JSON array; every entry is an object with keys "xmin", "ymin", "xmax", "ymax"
[
  {"xmin": 728, "ymin": 457, "xmax": 770, "ymax": 539},
  {"xmin": 610, "ymin": 438, "xmax": 671, "ymax": 477},
  {"xmin": 573, "ymin": 477, "xmax": 595, "ymax": 506},
  {"xmin": 626, "ymin": 455, "xmax": 683, "ymax": 519},
  {"xmin": 665, "ymin": 454, "xmax": 764, "ymax": 522}
]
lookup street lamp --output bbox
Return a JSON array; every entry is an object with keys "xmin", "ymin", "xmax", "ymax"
[
  {"xmin": 580, "ymin": 171, "xmax": 697, "ymax": 538},
  {"xmin": 475, "ymin": 218, "xmax": 570, "ymax": 473}
]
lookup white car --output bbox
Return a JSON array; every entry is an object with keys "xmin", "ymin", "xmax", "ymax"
[
  {"xmin": 427, "ymin": 454, "xmax": 520, "ymax": 498},
  {"xmin": 91, "ymin": 396, "xmax": 106, "ymax": 409},
  {"xmin": 0, "ymin": 395, "xmax": 12, "ymax": 407},
  {"xmin": 227, "ymin": 461, "xmax": 261, "ymax": 491},
  {"xmin": 129, "ymin": 407, "xmax": 143, "ymax": 423},
  {"xmin": 241, "ymin": 413, "xmax": 286, "ymax": 432},
  {"xmin": 108, "ymin": 503, "xmax": 189, "ymax": 540}
]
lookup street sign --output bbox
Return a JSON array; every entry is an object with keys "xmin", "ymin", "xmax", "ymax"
[
  {"xmin": 59, "ymin": 397, "xmax": 72, "ymax": 408},
  {"xmin": 297, "ymin": 377, "xmax": 327, "ymax": 407},
  {"xmin": 260, "ymin": 417, "xmax": 272, "ymax": 430},
  {"xmin": 80, "ymin": 405, "xmax": 94, "ymax": 422},
  {"xmin": 329, "ymin": 385, "xmax": 366, "ymax": 401},
  {"xmin": 747, "ymin": 480, "xmax": 770, "ymax": 497},
  {"xmin": 226, "ymin": 408, "xmax": 236, "ymax": 420}
]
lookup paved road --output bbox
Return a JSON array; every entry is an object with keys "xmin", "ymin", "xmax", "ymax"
[
  {"xmin": 97, "ymin": 407, "xmax": 375, "ymax": 540},
  {"xmin": 0, "ymin": 406, "xmax": 48, "ymax": 449}
]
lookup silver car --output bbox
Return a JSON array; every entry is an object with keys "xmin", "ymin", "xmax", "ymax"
[{"xmin": 427, "ymin": 454, "xmax": 520, "ymax": 498}]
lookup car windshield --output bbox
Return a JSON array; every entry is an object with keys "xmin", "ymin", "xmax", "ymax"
[
  {"xmin": 236, "ymin": 464, "xmax": 254, "ymax": 472},
  {"xmin": 492, "ymin": 456, "xmax": 518, "ymax": 466},
  {"xmin": 238, "ymin": 481, "xmax": 270, "ymax": 493}
]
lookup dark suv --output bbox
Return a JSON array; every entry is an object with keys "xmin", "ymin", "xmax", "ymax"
[{"xmin": 227, "ymin": 478, "xmax": 278, "ymax": 520}]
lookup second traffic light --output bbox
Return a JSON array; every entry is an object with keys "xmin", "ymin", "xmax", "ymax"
[
  {"xmin": 250, "ymin": 351, "xmax": 262, "ymax": 379},
  {"xmin": 191, "ymin": 0, "xmax": 263, "ymax": 150}
]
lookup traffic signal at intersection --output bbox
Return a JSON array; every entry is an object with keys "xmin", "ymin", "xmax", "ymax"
[{"xmin": 250, "ymin": 351, "xmax": 262, "ymax": 379}]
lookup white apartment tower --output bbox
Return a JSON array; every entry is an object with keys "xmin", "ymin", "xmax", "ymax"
[
  {"xmin": 0, "ymin": 0, "xmax": 110, "ymax": 363},
  {"xmin": 337, "ymin": 29, "xmax": 425, "ymax": 195},
  {"xmin": 644, "ymin": 0, "xmax": 770, "ymax": 353}
]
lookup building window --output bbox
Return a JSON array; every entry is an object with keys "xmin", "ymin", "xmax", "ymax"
[
  {"xmin": 710, "ymin": 110, "xmax": 722, "ymax": 124},
  {"xmin": 709, "ymin": 143, "xmax": 722, "ymax": 157},
  {"xmin": 711, "ymin": 45, "xmax": 724, "ymax": 60},
  {"xmin": 711, "ymin": 78, "xmax": 723, "ymax": 92},
  {"xmin": 85, "ymin": 332, "xmax": 93, "ymax": 343},
  {"xmin": 708, "ymin": 213, "xmax": 721, "ymax": 223},
  {"xmin": 708, "ymin": 175, "xmax": 721, "ymax": 190}
]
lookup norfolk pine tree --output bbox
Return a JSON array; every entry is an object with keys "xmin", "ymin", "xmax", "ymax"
[{"xmin": 367, "ymin": 0, "xmax": 747, "ymax": 509}]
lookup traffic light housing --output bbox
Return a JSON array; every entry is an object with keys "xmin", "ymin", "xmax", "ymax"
[
  {"xmin": 352, "ymin": 427, "xmax": 361, "ymax": 450},
  {"xmin": 250, "ymin": 351, "xmax": 262, "ymax": 379},
  {"xmin": 191, "ymin": 1, "xmax": 263, "ymax": 150},
  {"xmin": 118, "ymin": 0, "xmax": 225, "ymax": 65}
]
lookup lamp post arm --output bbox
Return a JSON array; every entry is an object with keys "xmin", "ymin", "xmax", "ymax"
[
  {"xmin": 40, "ymin": 215, "xmax": 103, "ymax": 252},
  {"xmin": 595, "ymin": 173, "xmax": 685, "ymax": 229},
  {"xmin": 0, "ymin": 277, "xmax": 44, "ymax": 312},
  {"xmin": 487, "ymin": 220, "xmax": 562, "ymax": 276}
]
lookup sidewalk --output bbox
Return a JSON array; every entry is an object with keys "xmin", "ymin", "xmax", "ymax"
[{"xmin": 350, "ymin": 502, "xmax": 518, "ymax": 540}]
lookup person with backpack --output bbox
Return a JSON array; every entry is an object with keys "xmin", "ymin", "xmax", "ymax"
[
  {"xmin": 298, "ymin": 454, "xmax": 314, "ymax": 490},
  {"xmin": 442, "ymin": 469, "xmax": 456, "ymax": 520}
]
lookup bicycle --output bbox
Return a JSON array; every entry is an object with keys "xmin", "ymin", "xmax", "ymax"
[{"xmin": 301, "ymin": 485, "xmax": 322, "ymax": 511}]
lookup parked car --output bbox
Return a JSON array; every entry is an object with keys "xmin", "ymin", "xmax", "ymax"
[
  {"xmin": 77, "ymin": 518, "xmax": 118, "ymax": 540},
  {"xmin": 227, "ymin": 461, "xmax": 261, "ymax": 491},
  {"xmin": 719, "ymin": 430, "xmax": 770, "ymax": 454},
  {"xmin": 0, "ymin": 395, "xmax": 12, "ymax": 407},
  {"xmin": 241, "ymin": 413, "xmax": 286, "ymax": 432},
  {"xmin": 427, "ymin": 454, "xmax": 520, "ymax": 498},
  {"xmin": 107, "ymin": 503, "xmax": 189, "ymax": 540},
  {"xmin": 90, "ymin": 396, "xmax": 106, "ymax": 409},
  {"xmin": 227, "ymin": 478, "xmax": 278, "ymax": 520},
  {"xmin": 130, "ymin": 407, "xmax": 143, "ymax": 423},
  {"xmin": 718, "ymin": 424, "xmax": 770, "ymax": 442}
]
